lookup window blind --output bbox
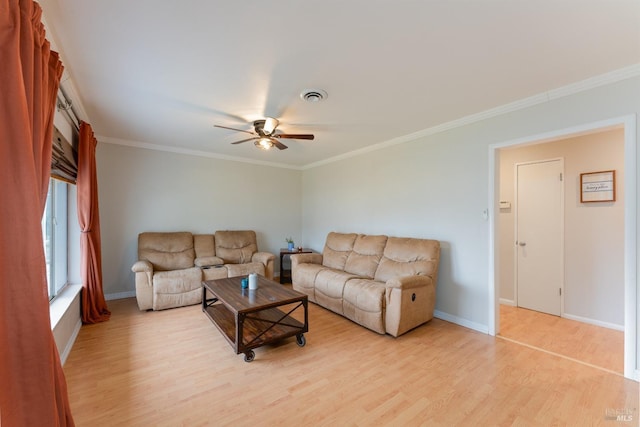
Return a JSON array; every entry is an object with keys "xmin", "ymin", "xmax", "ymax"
[{"xmin": 51, "ymin": 126, "xmax": 77, "ymax": 184}]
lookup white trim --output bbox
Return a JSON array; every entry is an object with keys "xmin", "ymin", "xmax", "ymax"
[
  {"xmin": 49, "ymin": 284, "xmax": 82, "ymax": 328},
  {"xmin": 434, "ymin": 310, "xmax": 489, "ymax": 334},
  {"xmin": 99, "ymin": 136, "xmax": 302, "ymax": 170},
  {"xmin": 304, "ymin": 64, "xmax": 640, "ymax": 170},
  {"xmin": 562, "ymin": 313, "xmax": 624, "ymax": 332},
  {"xmin": 49, "ymin": 284, "xmax": 82, "ymax": 365},
  {"xmin": 489, "ymin": 114, "xmax": 638, "ymax": 381},
  {"xmin": 105, "ymin": 291, "xmax": 136, "ymax": 301},
  {"xmin": 59, "ymin": 318, "xmax": 81, "ymax": 366},
  {"xmin": 623, "ymin": 114, "xmax": 638, "ymax": 380},
  {"xmin": 488, "ymin": 148, "xmax": 498, "ymax": 335},
  {"xmin": 499, "ymin": 298, "xmax": 516, "ymax": 307}
]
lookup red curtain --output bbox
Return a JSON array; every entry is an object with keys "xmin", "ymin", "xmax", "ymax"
[
  {"xmin": 77, "ymin": 122, "xmax": 111, "ymax": 323},
  {"xmin": 0, "ymin": 1, "xmax": 74, "ymax": 425}
]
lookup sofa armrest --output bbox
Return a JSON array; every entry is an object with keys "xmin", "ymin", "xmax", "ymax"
[
  {"xmin": 132, "ymin": 260, "xmax": 154, "ymax": 310},
  {"xmin": 132, "ymin": 260, "xmax": 153, "ymax": 273},
  {"xmin": 385, "ymin": 275, "xmax": 433, "ymax": 290},
  {"xmin": 291, "ymin": 253, "xmax": 322, "ymax": 268},
  {"xmin": 385, "ymin": 275, "xmax": 436, "ymax": 337},
  {"xmin": 252, "ymin": 251, "xmax": 275, "ymax": 265},
  {"xmin": 252, "ymin": 251, "xmax": 276, "ymax": 280},
  {"xmin": 195, "ymin": 256, "xmax": 224, "ymax": 267}
]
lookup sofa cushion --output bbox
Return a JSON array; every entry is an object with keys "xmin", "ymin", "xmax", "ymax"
[
  {"xmin": 194, "ymin": 256, "xmax": 224, "ymax": 267},
  {"xmin": 374, "ymin": 237, "xmax": 440, "ymax": 283},
  {"xmin": 138, "ymin": 232, "xmax": 195, "ymax": 271},
  {"xmin": 194, "ymin": 234, "xmax": 215, "ymax": 258},
  {"xmin": 202, "ymin": 265, "xmax": 228, "ymax": 281},
  {"xmin": 291, "ymin": 262, "xmax": 325, "ymax": 302},
  {"xmin": 152, "ymin": 266, "xmax": 202, "ymax": 310},
  {"xmin": 215, "ymin": 230, "xmax": 258, "ymax": 264},
  {"xmin": 153, "ymin": 266, "xmax": 202, "ymax": 293},
  {"xmin": 226, "ymin": 262, "xmax": 265, "ymax": 278},
  {"xmin": 343, "ymin": 278, "xmax": 386, "ymax": 334},
  {"xmin": 314, "ymin": 268, "xmax": 358, "ymax": 314},
  {"xmin": 344, "ymin": 234, "xmax": 387, "ymax": 278},
  {"xmin": 322, "ymin": 232, "xmax": 357, "ymax": 270}
]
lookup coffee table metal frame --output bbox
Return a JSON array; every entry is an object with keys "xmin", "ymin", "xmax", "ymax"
[{"xmin": 202, "ymin": 276, "xmax": 308, "ymax": 362}]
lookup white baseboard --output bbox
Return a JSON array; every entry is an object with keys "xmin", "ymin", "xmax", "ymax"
[
  {"xmin": 499, "ymin": 298, "xmax": 516, "ymax": 306},
  {"xmin": 434, "ymin": 310, "xmax": 489, "ymax": 334},
  {"xmin": 60, "ymin": 318, "xmax": 81, "ymax": 366},
  {"xmin": 562, "ymin": 313, "xmax": 624, "ymax": 331},
  {"xmin": 105, "ymin": 291, "xmax": 136, "ymax": 301}
]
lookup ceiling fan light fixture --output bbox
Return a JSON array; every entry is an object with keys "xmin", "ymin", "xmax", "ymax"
[
  {"xmin": 255, "ymin": 137, "xmax": 274, "ymax": 150},
  {"xmin": 300, "ymin": 88, "xmax": 327, "ymax": 103},
  {"xmin": 263, "ymin": 117, "xmax": 279, "ymax": 135}
]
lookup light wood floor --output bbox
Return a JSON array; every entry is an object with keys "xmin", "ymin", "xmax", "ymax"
[
  {"xmin": 63, "ymin": 298, "xmax": 638, "ymax": 426},
  {"xmin": 499, "ymin": 305, "xmax": 624, "ymax": 375}
]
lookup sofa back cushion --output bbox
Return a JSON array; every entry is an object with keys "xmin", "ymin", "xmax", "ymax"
[
  {"xmin": 194, "ymin": 234, "xmax": 215, "ymax": 258},
  {"xmin": 344, "ymin": 234, "xmax": 388, "ymax": 279},
  {"xmin": 215, "ymin": 230, "xmax": 258, "ymax": 264},
  {"xmin": 322, "ymin": 232, "xmax": 357, "ymax": 270},
  {"xmin": 374, "ymin": 237, "xmax": 440, "ymax": 283},
  {"xmin": 138, "ymin": 232, "xmax": 195, "ymax": 271}
]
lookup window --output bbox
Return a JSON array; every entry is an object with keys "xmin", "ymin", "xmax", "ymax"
[{"xmin": 42, "ymin": 178, "xmax": 68, "ymax": 300}]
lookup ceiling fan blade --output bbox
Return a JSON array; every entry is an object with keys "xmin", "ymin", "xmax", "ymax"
[
  {"xmin": 274, "ymin": 133, "xmax": 315, "ymax": 140},
  {"xmin": 214, "ymin": 125, "xmax": 256, "ymax": 136},
  {"xmin": 273, "ymin": 140, "xmax": 288, "ymax": 150},
  {"xmin": 231, "ymin": 137, "xmax": 258, "ymax": 145}
]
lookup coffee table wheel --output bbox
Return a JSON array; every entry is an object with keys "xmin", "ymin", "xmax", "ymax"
[
  {"xmin": 296, "ymin": 334, "xmax": 306, "ymax": 347},
  {"xmin": 244, "ymin": 350, "xmax": 255, "ymax": 362}
]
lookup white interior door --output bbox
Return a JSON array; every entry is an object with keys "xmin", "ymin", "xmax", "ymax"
[{"xmin": 516, "ymin": 159, "xmax": 563, "ymax": 316}]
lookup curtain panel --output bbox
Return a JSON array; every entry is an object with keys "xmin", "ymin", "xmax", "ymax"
[
  {"xmin": 0, "ymin": 0, "xmax": 74, "ymax": 425},
  {"xmin": 77, "ymin": 122, "xmax": 110, "ymax": 323}
]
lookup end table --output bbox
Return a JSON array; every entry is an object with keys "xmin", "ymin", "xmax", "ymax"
[{"xmin": 280, "ymin": 248, "xmax": 314, "ymax": 284}]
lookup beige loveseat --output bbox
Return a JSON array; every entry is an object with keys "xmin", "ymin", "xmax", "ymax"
[
  {"xmin": 291, "ymin": 232, "xmax": 440, "ymax": 337},
  {"xmin": 132, "ymin": 230, "xmax": 275, "ymax": 311}
]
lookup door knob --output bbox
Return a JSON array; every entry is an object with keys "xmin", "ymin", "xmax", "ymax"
[{"xmin": 519, "ymin": 242, "xmax": 526, "ymax": 247}]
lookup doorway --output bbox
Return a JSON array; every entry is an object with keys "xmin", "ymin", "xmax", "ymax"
[{"xmin": 488, "ymin": 115, "xmax": 637, "ymax": 381}]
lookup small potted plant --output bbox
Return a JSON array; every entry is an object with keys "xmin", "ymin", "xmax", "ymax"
[{"xmin": 286, "ymin": 237, "xmax": 295, "ymax": 251}]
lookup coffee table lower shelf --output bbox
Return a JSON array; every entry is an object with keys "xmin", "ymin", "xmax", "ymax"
[{"xmin": 203, "ymin": 298, "xmax": 307, "ymax": 362}]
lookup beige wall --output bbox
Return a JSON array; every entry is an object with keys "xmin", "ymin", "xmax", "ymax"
[
  {"xmin": 300, "ymin": 75, "xmax": 639, "ymax": 339},
  {"xmin": 498, "ymin": 128, "xmax": 625, "ymax": 327},
  {"xmin": 96, "ymin": 143, "xmax": 302, "ymax": 296}
]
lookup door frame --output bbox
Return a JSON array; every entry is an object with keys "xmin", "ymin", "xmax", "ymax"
[
  {"xmin": 513, "ymin": 158, "xmax": 565, "ymax": 316},
  {"xmin": 487, "ymin": 114, "xmax": 638, "ymax": 381}
]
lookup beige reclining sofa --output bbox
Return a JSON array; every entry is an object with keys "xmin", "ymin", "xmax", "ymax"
[
  {"xmin": 291, "ymin": 232, "xmax": 440, "ymax": 337},
  {"xmin": 132, "ymin": 230, "xmax": 275, "ymax": 311}
]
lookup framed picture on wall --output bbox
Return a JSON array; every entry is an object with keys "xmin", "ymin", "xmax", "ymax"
[{"xmin": 580, "ymin": 170, "xmax": 615, "ymax": 203}]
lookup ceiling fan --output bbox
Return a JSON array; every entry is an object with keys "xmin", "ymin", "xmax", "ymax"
[{"xmin": 214, "ymin": 118, "xmax": 314, "ymax": 150}]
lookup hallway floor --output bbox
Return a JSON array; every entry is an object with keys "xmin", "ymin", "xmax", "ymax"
[{"xmin": 498, "ymin": 304, "xmax": 624, "ymax": 375}]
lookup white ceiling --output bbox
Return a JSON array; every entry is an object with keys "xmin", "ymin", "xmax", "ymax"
[{"xmin": 40, "ymin": 0, "xmax": 640, "ymax": 168}]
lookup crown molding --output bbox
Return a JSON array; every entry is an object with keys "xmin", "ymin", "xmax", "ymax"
[
  {"xmin": 98, "ymin": 136, "xmax": 303, "ymax": 170},
  {"xmin": 304, "ymin": 63, "xmax": 640, "ymax": 170},
  {"xmin": 97, "ymin": 64, "xmax": 639, "ymax": 171}
]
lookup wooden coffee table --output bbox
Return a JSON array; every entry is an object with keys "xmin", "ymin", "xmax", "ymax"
[{"xmin": 202, "ymin": 275, "xmax": 308, "ymax": 362}]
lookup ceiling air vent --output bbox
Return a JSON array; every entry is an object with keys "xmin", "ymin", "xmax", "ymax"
[{"xmin": 300, "ymin": 89, "xmax": 327, "ymax": 103}]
